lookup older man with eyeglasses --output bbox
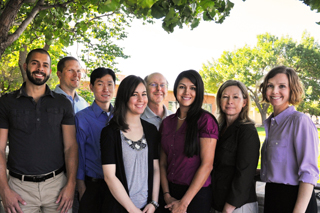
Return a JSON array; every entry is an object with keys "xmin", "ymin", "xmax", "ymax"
[{"xmin": 141, "ymin": 73, "xmax": 172, "ymax": 130}]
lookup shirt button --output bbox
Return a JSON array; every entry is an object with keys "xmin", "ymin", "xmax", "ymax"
[
  {"xmin": 37, "ymin": 118, "xmax": 40, "ymax": 121},
  {"xmin": 171, "ymin": 144, "xmax": 173, "ymax": 147},
  {"xmin": 271, "ymin": 124, "xmax": 273, "ymax": 126},
  {"xmin": 275, "ymin": 142, "xmax": 278, "ymax": 145}
]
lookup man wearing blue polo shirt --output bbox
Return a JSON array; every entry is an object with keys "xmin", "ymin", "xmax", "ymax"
[
  {"xmin": 75, "ymin": 68, "xmax": 115, "ymax": 212},
  {"xmin": 54, "ymin": 57, "xmax": 88, "ymax": 113}
]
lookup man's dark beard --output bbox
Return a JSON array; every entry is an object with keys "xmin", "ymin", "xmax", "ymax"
[{"xmin": 26, "ymin": 68, "xmax": 50, "ymax": 85}]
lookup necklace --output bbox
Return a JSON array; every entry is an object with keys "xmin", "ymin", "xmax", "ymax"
[
  {"xmin": 178, "ymin": 116, "xmax": 186, "ymax": 120},
  {"xmin": 121, "ymin": 131, "xmax": 147, "ymax": 151}
]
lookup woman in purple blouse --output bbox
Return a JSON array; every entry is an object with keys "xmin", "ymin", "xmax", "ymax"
[
  {"xmin": 159, "ymin": 70, "xmax": 219, "ymax": 213},
  {"xmin": 260, "ymin": 66, "xmax": 319, "ymax": 213}
]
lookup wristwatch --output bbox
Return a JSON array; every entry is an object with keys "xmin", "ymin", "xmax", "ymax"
[{"xmin": 150, "ymin": 200, "xmax": 159, "ymax": 209}]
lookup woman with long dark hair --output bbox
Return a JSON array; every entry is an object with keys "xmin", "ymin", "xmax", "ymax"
[
  {"xmin": 159, "ymin": 70, "xmax": 219, "ymax": 213},
  {"xmin": 212, "ymin": 80, "xmax": 260, "ymax": 213},
  {"xmin": 260, "ymin": 66, "xmax": 319, "ymax": 213},
  {"xmin": 100, "ymin": 75, "xmax": 160, "ymax": 213}
]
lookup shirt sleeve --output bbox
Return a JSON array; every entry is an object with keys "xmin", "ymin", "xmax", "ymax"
[
  {"xmin": 198, "ymin": 112, "xmax": 219, "ymax": 139},
  {"xmin": 100, "ymin": 126, "xmax": 117, "ymax": 165},
  {"xmin": 61, "ymin": 97, "xmax": 75, "ymax": 125},
  {"xmin": 0, "ymin": 96, "xmax": 9, "ymax": 129},
  {"xmin": 75, "ymin": 114, "xmax": 87, "ymax": 180},
  {"xmin": 294, "ymin": 115, "xmax": 319, "ymax": 185},
  {"xmin": 226, "ymin": 124, "xmax": 260, "ymax": 207}
]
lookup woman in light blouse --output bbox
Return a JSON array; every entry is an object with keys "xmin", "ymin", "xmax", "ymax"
[
  {"xmin": 260, "ymin": 66, "xmax": 319, "ymax": 213},
  {"xmin": 159, "ymin": 70, "xmax": 219, "ymax": 213}
]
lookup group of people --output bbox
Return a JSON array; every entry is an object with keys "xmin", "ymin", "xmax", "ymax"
[{"xmin": 0, "ymin": 48, "xmax": 318, "ymax": 213}]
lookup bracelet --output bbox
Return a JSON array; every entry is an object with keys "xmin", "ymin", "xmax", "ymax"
[
  {"xmin": 150, "ymin": 200, "xmax": 159, "ymax": 209},
  {"xmin": 163, "ymin": 192, "xmax": 170, "ymax": 195}
]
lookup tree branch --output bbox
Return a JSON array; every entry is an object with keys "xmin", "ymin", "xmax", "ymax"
[
  {"xmin": 6, "ymin": 0, "xmax": 45, "ymax": 47},
  {"xmin": 6, "ymin": 0, "xmax": 75, "ymax": 48}
]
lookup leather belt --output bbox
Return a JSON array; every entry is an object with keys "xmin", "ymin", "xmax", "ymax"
[
  {"xmin": 85, "ymin": 175, "xmax": 104, "ymax": 183},
  {"xmin": 9, "ymin": 167, "xmax": 65, "ymax": 182}
]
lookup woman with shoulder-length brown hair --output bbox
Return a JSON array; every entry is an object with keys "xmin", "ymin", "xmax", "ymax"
[
  {"xmin": 211, "ymin": 80, "xmax": 260, "ymax": 213},
  {"xmin": 260, "ymin": 66, "xmax": 319, "ymax": 213}
]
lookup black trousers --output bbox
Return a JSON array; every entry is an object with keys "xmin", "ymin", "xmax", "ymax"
[
  {"xmin": 79, "ymin": 176, "xmax": 108, "ymax": 213},
  {"xmin": 162, "ymin": 182, "xmax": 212, "ymax": 213},
  {"xmin": 264, "ymin": 182, "xmax": 317, "ymax": 213}
]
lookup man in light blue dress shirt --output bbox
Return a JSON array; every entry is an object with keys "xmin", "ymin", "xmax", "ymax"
[
  {"xmin": 54, "ymin": 57, "xmax": 88, "ymax": 113},
  {"xmin": 75, "ymin": 68, "xmax": 116, "ymax": 213},
  {"xmin": 54, "ymin": 57, "xmax": 88, "ymax": 212}
]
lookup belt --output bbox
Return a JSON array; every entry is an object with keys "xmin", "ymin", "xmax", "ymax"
[
  {"xmin": 9, "ymin": 167, "xmax": 65, "ymax": 182},
  {"xmin": 85, "ymin": 175, "xmax": 104, "ymax": 183}
]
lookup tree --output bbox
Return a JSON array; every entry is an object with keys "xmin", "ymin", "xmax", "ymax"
[
  {"xmin": 200, "ymin": 32, "xmax": 320, "ymax": 122},
  {"xmin": 0, "ymin": 0, "xmax": 235, "ymax": 59}
]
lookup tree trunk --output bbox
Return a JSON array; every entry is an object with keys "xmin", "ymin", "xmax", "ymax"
[
  {"xmin": 19, "ymin": 44, "xmax": 28, "ymax": 82},
  {"xmin": 250, "ymin": 93, "xmax": 269, "ymax": 124},
  {"xmin": 0, "ymin": 0, "xmax": 24, "ymax": 59}
]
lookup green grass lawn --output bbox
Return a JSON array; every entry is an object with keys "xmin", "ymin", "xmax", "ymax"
[{"xmin": 256, "ymin": 127, "xmax": 320, "ymax": 183}]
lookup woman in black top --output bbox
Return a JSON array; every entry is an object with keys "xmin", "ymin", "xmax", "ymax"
[
  {"xmin": 100, "ymin": 75, "xmax": 160, "ymax": 213},
  {"xmin": 212, "ymin": 80, "xmax": 260, "ymax": 213}
]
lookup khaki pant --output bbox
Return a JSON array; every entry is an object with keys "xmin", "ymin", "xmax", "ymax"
[{"xmin": 8, "ymin": 173, "xmax": 72, "ymax": 213}]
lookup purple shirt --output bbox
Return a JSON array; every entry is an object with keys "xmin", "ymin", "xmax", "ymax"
[
  {"xmin": 160, "ymin": 110, "xmax": 219, "ymax": 187},
  {"xmin": 261, "ymin": 106, "xmax": 319, "ymax": 186}
]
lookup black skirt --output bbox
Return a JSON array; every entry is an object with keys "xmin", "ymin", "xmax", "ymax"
[{"xmin": 264, "ymin": 182, "xmax": 317, "ymax": 213}]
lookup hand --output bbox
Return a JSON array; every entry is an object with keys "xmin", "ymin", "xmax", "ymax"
[
  {"xmin": 128, "ymin": 207, "xmax": 143, "ymax": 213},
  {"xmin": 222, "ymin": 202, "xmax": 236, "ymax": 213},
  {"xmin": 2, "ymin": 188, "xmax": 26, "ymax": 213},
  {"xmin": 165, "ymin": 199, "xmax": 188, "ymax": 213},
  {"xmin": 56, "ymin": 184, "xmax": 75, "ymax": 213},
  {"xmin": 142, "ymin": 203, "xmax": 156, "ymax": 213},
  {"xmin": 76, "ymin": 180, "xmax": 86, "ymax": 201},
  {"xmin": 164, "ymin": 193, "xmax": 177, "ymax": 206}
]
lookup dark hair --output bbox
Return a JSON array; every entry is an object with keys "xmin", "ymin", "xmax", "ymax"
[
  {"xmin": 90, "ymin": 67, "xmax": 116, "ymax": 85},
  {"xmin": 216, "ymin": 80, "xmax": 254, "ymax": 127},
  {"xmin": 174, "ymin": 70, "xmax": 205, "ymax": 157},
  {"xmin": 259, "ymin": 66, "xmax": 304, "ymax": 105},
  {"xmin": 26, "ymin": 48, "xmax": 51, "ymax": 65},
  {"xmin": 57, "ymin": 56, "xmax": 79, "ymax": 73},
  {"xmin": 110, "ymin": 75, "xmax": 146, "ymax": 131}
]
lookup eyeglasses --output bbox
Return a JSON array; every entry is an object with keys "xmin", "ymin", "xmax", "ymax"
[{"xmin": 148, "ymin": 83, "xmax": 167, "ymax": 88}]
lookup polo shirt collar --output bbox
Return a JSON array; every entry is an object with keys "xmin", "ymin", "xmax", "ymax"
[
  {"xmin": 92, "ymin": 101, "xmax": 113, "ymax": 118},
  {"xmin": 144, "ymin": 105, "xmax": 170, "ymax": 119},
  {"xmin": 16, "ymin": 82, "xmax": 54, "ymax": 99}
]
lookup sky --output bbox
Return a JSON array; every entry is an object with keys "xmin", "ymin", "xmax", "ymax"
[{"xmin": 108, "ymin": 0, "xmax": 320, "ymax": 88}]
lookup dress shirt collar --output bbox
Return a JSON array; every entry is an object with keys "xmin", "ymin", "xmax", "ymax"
[
  {"xmin": 54, "ymin": 84, "xmax": 81, "ymax": 101},
  {"xmin": 16, "ymin": 82, "xmax": 54, "ymax": 99},
  {"xmin": 92, "ymin": 101, "xmax": 113, "ymax": 118},
  {"xmin": 264, "ymin": 105, "xmax": 295, "ymax": 126}
]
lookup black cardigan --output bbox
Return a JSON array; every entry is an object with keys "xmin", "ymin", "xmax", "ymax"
[
  {"xmin": 100, "ymin": 119, "xmax": 159, "ymax": 213},
  {"xmin": 211, "ymin": 119, "xmax": 260, "ymax": 211}
]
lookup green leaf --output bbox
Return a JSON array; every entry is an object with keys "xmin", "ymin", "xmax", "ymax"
[
  {"xmin": 151, "ymin": 3, "xmax": 166, "ymax": 19},
  {"xmin": 191, "ymin": 18, "xmax": 200, "ymax": 29},
  {"xmin": 98, "ymin": 0, "xmax": 120, "ymax": 12}
]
